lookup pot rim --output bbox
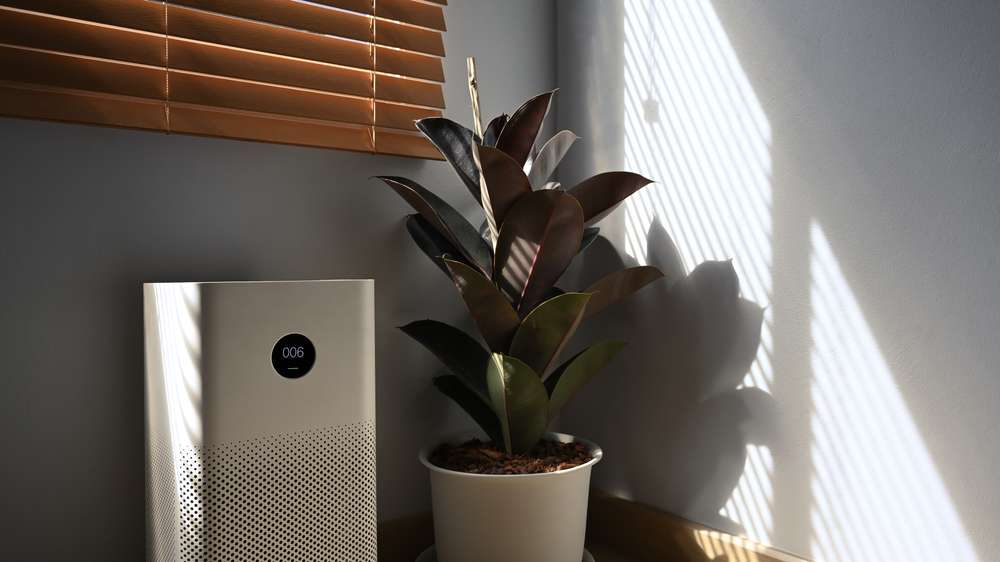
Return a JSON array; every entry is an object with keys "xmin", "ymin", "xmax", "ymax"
[{"xmin": 419, "ymin": 431, "xmax": 603, "ymax": 480}]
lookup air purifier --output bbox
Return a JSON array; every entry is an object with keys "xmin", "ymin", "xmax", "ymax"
[{"xmin": 144, "ymin": 280, "xmax": 376, "ymax": 562}]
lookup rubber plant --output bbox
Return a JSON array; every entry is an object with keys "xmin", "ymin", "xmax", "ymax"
[{"xmin": 377, "ymin": 89, "xmax": 663, "ymax": 454}]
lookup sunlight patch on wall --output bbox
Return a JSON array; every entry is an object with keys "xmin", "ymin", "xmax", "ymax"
[
  {"xmin": 622, "ymin": 0, "xmax": 774, "ymax": 544},
  {"xmin": 808, "ymin": 222, "xmax": 978, "ymax": 562}
]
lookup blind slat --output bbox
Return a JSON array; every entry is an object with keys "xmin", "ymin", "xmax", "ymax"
[
  {"xmin": 0, "ymin": 0, "xmax": 164, "ymax": 33},
  {"xmin": 0, "ymin": 7, "xmax": 164, "ymax": 67},
  {"xmin": 168, "ymin": 0, "xmax": 373, "ymax": 43},
  {"xmin": 169, "ymin": 39, "xmax": 373, "ymax": 99},
  {"xmin": 307, "ymin": 0, "xmax": 375, "ymax": 15},
  {"xmin": 375, "ymin": 74, "xmax": 445, "ymax": 108},
  {"xmin": 376, "ymin": 0, "xmax": 446, "ymax": 32},
  {"xmin": 0, "ymin": 45, "xmax": 165, "ymax": 100},
  {"xmin": 375, "ymin": 101, "xmax": 440, "ymax": 131},
  {"xmin": 0, "ymin": 0, "xmax": 449, "ymax": 159},
  {"xmin": 309, "ymin": 0, "xmax": 447, "ymax": 31},
  {"xmin": 375, "ymin": 18, "xmax": 444, "ymax": 57},
  {"xmin": 375, "ymin": 128, "xmax": 443, "ymax": 159},
  {"xmin": 169, "ymin": 5, "xmax": 373, "ymax": 71},
  {"xmin": 170, "ymin": 104, "xmax": 375, "ymax": 153},
  {"xmin": 169, "ymin": 71, "xmax": 374, "ymax": 126},
  {"xmin": 376, "ymin": 46, "xmax": 444, "ymax": 82},
  {"xmin": 0, "ymin": 83, "xmax": 166, "ymax": 131}
]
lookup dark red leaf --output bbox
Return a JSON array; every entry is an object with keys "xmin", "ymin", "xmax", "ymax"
[
  {"xmin": 494, "ymin": 190, "xmax": 584, "ymax": 313},
  {"xmin": 377, "ymin": 176, "xmax": 492, "ymax": 275},
  {"xmin": 477, "ymin": 145, "xmax": 533, "ymax": 238},
  {"xmin": 482, "ymin": 114, "xmax": 508, "ymax": 147},
  {"xmin": 496, "ymin": 90, "xmax": 556, "ymax": 166},
  {"xmin": 416, "ymin": 117, "xmax": 481, "ymax": 203},
  {"xmin": 443, "ymin": 259, "xmax": 520, "ymax": 352},
  {"xmin": 567, "ymin": 172, "xmax": 653, "ymax": 224}
]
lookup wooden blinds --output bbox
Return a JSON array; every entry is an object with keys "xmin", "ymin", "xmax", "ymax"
[{"xmin": 0, "ymin": 0, "xmax": 447, "ymax": 158}]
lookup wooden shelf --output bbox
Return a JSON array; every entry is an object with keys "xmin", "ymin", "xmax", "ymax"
[{"xmin": 378, "ymin": 490, "xmax": 810, "ymax": 562}]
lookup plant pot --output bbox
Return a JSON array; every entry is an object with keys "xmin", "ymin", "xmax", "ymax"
[{"xmin": 418, "ymin": 432, "xmax": 602, "ymax": 562}]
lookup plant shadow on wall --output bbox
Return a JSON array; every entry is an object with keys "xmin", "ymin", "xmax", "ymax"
[
  {"xmin": 561, "ymin": 1, "xmax": 984, "ymax": 560},
  {"xmin": 566, "ymin": 222, "xmax": 778, "ymax": 541}
]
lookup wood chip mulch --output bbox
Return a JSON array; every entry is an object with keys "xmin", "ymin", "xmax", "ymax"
[{"xmin": 428, "ymin": 438, "xmax": 593, "ymax": 475}]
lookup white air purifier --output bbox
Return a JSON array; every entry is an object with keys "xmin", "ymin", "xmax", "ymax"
[{"xmin": 144, "ymin": 280, "xmax": 376, "ymax": 562}]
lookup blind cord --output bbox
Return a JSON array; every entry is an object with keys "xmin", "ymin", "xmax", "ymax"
[
  {"xmin": 371, "ymin": 0, "xmax": 377, "ymax": 152},
  {"xmin": 163, "ymin": 0, "xmax": 170, "ymax": 133}
]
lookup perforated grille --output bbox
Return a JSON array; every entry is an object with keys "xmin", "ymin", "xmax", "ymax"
[
  {"xmin": 170, "ymin": 421, "xmax": 377, "ymax": 562},
  {"xmin": 148, "ymin": 434, "xmax": 179, "ymax": 561}
]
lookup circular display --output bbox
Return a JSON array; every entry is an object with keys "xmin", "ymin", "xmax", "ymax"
[{"xmin": 271, "ymin": 333, "xmax": 316, "ymax": 379}]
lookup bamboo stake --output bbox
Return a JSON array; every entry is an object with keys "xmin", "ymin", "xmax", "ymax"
[
  {"xmin": 467, "ymin": 56, "xmax": 497, "ymax": 248},
  {"xmin": 466, "ymin": 56, "xmax": 484, "ymax": 138}
]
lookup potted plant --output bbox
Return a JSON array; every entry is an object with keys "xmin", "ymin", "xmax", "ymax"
[{"xmin": 376, "ymin": 82, "xmax": 662, "ymax": 561}]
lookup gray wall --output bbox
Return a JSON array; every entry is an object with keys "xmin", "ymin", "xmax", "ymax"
[
  {"xmin": 0, "ymin": 1, "xmax": 554, "ymax": 559},
  {"xmin": 557, "ymin": 1, "xmax": 1000, "ymax": 561},
  {"xmin": 5, "ymin": 1, "xmax": 999, "ymax": 560}
]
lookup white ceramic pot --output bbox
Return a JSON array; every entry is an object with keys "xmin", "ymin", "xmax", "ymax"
[{"xmin": 419, "ymin": 432, "xmax": 602, "ymax": 562}]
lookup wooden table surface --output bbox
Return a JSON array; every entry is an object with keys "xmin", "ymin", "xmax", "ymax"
[{"xmin": 379, "ymin": 491, "xmax": 810, "ymax": 562}]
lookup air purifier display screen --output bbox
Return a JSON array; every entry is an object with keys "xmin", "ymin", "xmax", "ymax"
[{"xmin": 271, "ymin": 333, "xmax": 316, "ymax": 379}]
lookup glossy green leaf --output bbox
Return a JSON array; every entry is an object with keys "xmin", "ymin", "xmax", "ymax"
[
  {"xmin": 399, "ymin": 319, "xmax": 489, "ymax": 398},
  {"xmin": 496, "ymin": 90, "xmax": 556, "ymax": 166},
  {"xmin": 434, "ymin": 375, "xmax": 503, "ymax": 445},
  {"xmin": 579, "ymin": 227, "xmax": 600, "ymax": 255},
  {"xmin": 405, "ymin": 214, "xmax": 460, "ymax": 277},
  {"xmin": 476, "ymin": 145, "xmax": 533, "ymax": 243},
  {"xmin": 543, "ymin": 286, "xmax": 566, "ymax": 301},
  {"xmin": 482, "ymin": 114, "xmax": 508, "ymax": 147},
  {"xmin": 584, "ymin": 265, "xmax": 664, "ymax": 318},
  {"xmin": 486, "ymin": 353, "xmax": 549, "ymax": 454},
  {"xmin": 377, "ymin": 176, "xmax": 492, "ymax": 275},
  {"xmin": 415, "ymin": 117, "xmax": 481, "ymax": 203},
  {"xmin": 528, "ymin": 130, "xmax": 579, "ymax": 188},
  {"xmin": 494, "ymin": 190, "xmax": 584, "ymax": 313},
  {"xmin": 509, "ymin": 292, "xmax": 591, "ymax": 377},
  {"xmin": 443, "ymin": 259, "xmax": 520, "ymax": 352},
  {"xmin": 567, "ymin": 172, "xmax": 654, "ymax": 225},
  {"xmin": 546, "ymin": 340, "xmax": 627, "ymax": 418}
]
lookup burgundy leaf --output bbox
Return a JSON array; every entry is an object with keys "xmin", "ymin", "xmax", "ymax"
[
  {"xmin": 477, "ymin": 145, "xmax": 533, "ymax": 240},
  {"xmin": 376, "ymin": 176, "xmax": 492, "ymax": 275},
  {"xmin": 567, "ymin": 172, "xmax": 654, "ymax": 224},
  {"xmin": 494, "ymin": 190, "xmax": 584, "ymax": 313},
  {"xmin": 496, "ymin": 90, "xmax": 556, "ymax": 166},
  {"xmin": 528, "ymin": 130, "xmax": 578, "ymax": 188},
  {"xmin": 416, "ymin": 117, "xmax": 481, "ymax": 203},
  {"xmin": 443, "ymin": 259, "xmax": 520, "ymax": 352},
  {"xmin": 405, "ymin": 214, "xmax": 462, "ymax": 277},
  {"xmin": 482, "ymin": 114, "xmax": 508, "ymax": 147}
]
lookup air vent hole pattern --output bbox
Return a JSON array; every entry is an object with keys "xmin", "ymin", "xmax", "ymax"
[
  {"xmin": 148, "ymin": 433, "xmax": 179, "ymax": 560},
  {"xmin": 174, "ymin": 421, "xmax": 376, "ymax": 562}
]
